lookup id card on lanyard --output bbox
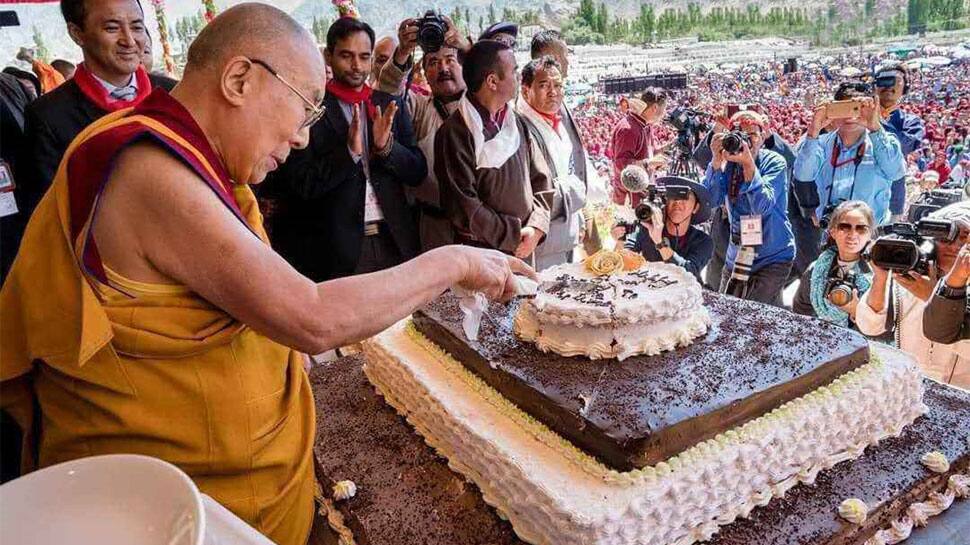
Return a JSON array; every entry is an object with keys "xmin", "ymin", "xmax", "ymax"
[
  {"xmin": 0, "ymin": 161, "xmax": 18, "ymax": 218},
  {"xmin": 740, "ymin": 215, "xmax": 763, "ymax": 246}
]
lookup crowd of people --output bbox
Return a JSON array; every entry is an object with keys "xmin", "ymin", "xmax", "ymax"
[
  {"xmin": 570, "ymin": 53, "xmax": 970, "ymax": 185},
  {"xmin": 0, "ymin": 1, "xmax": 968, "ymax": 544}
]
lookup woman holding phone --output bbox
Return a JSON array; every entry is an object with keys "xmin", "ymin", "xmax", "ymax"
[{"xmin": 792, "ymin": 80, "xmax": 907, "ymax": 228}]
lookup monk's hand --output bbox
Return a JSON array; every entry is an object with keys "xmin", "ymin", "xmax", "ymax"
[
  {"xmin": 456, "ymin": 247, "xmax": 537, "ymax": 302},
  {"xmin": 514, "ymin": 227, "xmax": 543, "ymax": 259},
  {"xmin": 372, "ymin": 102, "xmax": 398, "ymax": 154},
  {"xmin": 348, "ymin": 103, "xmax": 364, "ymax": 157}
]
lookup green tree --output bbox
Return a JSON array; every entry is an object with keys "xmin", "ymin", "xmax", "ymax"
[
  {"xmin": 596, "ymin": 2, "xmax": 609, "ymax": 34},
  {"xmin": 579, "ymin": 0, "xmax": 596, "ymax": 27}
]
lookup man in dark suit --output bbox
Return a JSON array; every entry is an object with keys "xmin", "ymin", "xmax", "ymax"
[
  {"xmin": 18, "ymin": 0, "xmax": 177, "ymax": 222},
  {"xmin": 260, "ymin": 17, "xmax": 426, "ymax": 282}
]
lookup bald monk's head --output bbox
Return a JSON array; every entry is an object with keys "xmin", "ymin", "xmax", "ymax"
[{"xmin": 172, "ymin": 3, "xmax": 326, "ymax": 185}]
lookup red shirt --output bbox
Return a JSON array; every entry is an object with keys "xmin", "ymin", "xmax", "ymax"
[{"xmin": 609, "ymin": 112, "xmax": 654, "ymax": 206}]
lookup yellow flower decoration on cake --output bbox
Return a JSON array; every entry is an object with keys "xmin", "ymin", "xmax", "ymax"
[
  {"xmin": 618, "ymin": 249, "xmax": 647, "ymax": 271},
  {"xmin": 584, "ymin": 250, "xmax": 625, "ymax": 276}
]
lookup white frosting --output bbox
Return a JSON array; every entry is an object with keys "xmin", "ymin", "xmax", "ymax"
[
  {"xmin": 333, "ymin": 480, "xmax": 357, "ymax": 501},
  {"xmin": 865, "ymin": 472, "xmax": 970, "ymax": 545},
  {"xmin": 363, "ymin": 323, "xmax": 926, "ymax": 545},
  {"xmin": 517, "ymin": 262, "xmax": 711, "ymax": 360},
  {"xmin": 839, "ymin": 498, "xmax": 868, "ymax": 524},
  {"xmin": 919, "ymin": 451, "xmax": 950, "ymax": 474}
]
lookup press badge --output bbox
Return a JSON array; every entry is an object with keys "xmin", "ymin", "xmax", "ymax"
[
  {"xmin": 0, "ymin": 162, "xmax": 17, "ymax": 219},
  {"xmin": 740, "ymin": 215, "xmax": 763, "ymax": 246}
]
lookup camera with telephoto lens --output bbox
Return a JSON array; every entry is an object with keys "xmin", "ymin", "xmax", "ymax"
[
  {"xmin": 721, "ymin": 127, "xmax": 752, "ymax": 155},
  {"xmin": 825, "ymin": 273, "xmax": 858, "ymax": 307},
  {"xmin": 906, "ymin": 189, "xmax": 964, "ymax": 223},
  {"xmin": 867, "ymin": 219, "xmax": 958, "ymax": 275},
  {"xmin": 416, "ymin": 11, "xmax": 448, "ymax": 53}
]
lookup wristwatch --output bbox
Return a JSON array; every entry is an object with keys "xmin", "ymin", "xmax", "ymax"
[
  {"xmin": 937, "ymin": 278, "xmax": 967, "ymax": 300},
  {"xmin": 655, "ymin": 239, "xmax": 669, "ymax": 251}
]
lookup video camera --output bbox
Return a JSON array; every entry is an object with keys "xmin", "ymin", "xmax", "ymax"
[
  {"xmin": 619, "ymin": 165, "xmax": 690, "ymax": 226},
  {"xmin": 416, "ymin": 11, "xmax": 448, "ymax": 53},
  {"xmin": 666, "ymin": 106, "xmax": 712, "ymax": 154},
  {"xmin": 867, "ymin": 218, "xmax": 959, "ymax": 275},
  {"xmin": 907, "ymin": 189, "xmax": 965, "ymax": 223}
]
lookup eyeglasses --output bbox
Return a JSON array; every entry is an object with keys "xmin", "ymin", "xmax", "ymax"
[
  {"xmin": 835, "ymin": 223, "xmax": 871, "ymax": 235},
  {"xmin": 249, "ymin": 58, "xmax": 326, "ymax": 129}
]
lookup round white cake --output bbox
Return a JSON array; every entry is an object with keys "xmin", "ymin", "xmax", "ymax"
[{"xmin": 514, "ymin": 256, "xmax": 711, "ymax": 360}]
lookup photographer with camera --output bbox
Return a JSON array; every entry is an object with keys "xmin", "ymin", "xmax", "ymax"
[
  {"xmin": 690, "ymin": 105, "xmax": 804, "ymax": 290},
  {"xmin": 792, "ymin": 201, "xmax": 875, "ymax": 329},
  {"xmin": 857, "ymin": 202, "xmax": 970, "ymax": 389},
  {"xmin": 874, "ymin": 62, "xmax": 925, "ymax": 222},
  {"xmin": 372, "ymin": 14, "xmax": 473, "ymax": 251},
  {"xmin": 703, "ymin": 110, "xmax": 795, "ymax": 305},
  {"xmin": 624, "ymin": 175, "xmax": 714, "ymax": 282},
  {"xmin": 793, "ymin": 81, "xmax": 906, "ymax": 228},
  {"xmin": 610, "ymin": 88, "xmax": 668, "ymax": 207},
  {"xmin": 375, "ymin": 13, "xmax": 472, "ymax": 100},
  {"xmin": 923, "ymin": 204, "xmax": 970, "ymax": 372}
]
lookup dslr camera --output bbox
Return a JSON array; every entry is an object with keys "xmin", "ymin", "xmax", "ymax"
[
  {"xmin": 721, "ymin": 125, "xmax": 751, "ymax": 155},
  {"xmin": 867, "ymin": 218, "xmax": 959, "ymax": 275},
  {"xmin": 416, "ymin": 11, "xmax": 448, "ymax": 53},
  {"xmin": 825, "ymin": 273, "xmax": 858, "ymax": 307}
]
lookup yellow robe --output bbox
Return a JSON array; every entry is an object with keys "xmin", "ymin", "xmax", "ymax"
[{"xmin": 1, "ymin": 105, "xmax": 315, "ymax": 545}]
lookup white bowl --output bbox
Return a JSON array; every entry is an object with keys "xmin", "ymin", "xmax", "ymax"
[{"xmin": 0, "ymin": 454, "xmax": 205, "ymax": 545}]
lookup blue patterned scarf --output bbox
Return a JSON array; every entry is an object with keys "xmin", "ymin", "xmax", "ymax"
[{"xmin": 809, "ymin": 248, "xmax": 872, "ymax": 327}]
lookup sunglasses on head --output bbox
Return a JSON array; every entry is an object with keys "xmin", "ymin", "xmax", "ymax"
[{"xmin": 835, "ymin": 223, "xmax": 871, "ymax": 235}]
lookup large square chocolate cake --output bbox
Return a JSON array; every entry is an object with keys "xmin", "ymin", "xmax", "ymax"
[{"xmin": 314, "ymin": 260, "xmax": 968, "ymax": 545}]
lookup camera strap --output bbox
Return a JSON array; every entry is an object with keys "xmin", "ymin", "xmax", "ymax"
[
  {"xmin": 432, "ymin": 97, "xmax": 451, "ymax": 122},
  {"xmin": 825, "ymin": 138, "xmax": 867, "ymax": 207}
]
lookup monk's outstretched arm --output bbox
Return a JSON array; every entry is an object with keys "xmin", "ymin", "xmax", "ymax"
[{"xmin": 95, "ymin": 145, "xmax": 528, "ymax": 354}]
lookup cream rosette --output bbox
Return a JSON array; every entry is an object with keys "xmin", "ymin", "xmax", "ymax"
[{"xmin": 584, "ymin": 250, "xmax": 625, "ymax": 276}]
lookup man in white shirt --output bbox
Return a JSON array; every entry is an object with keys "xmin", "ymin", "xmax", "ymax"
[{"xmin": 517, "ymin": 55, "xmax": 606, "ymax": 269}]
